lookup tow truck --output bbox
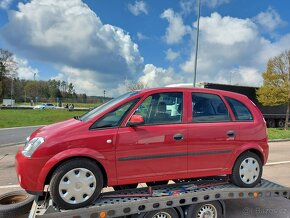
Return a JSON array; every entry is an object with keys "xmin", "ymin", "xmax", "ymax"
[{"xmin": 28, "ymin": 176, "xmax": 290, "ymax": 218}]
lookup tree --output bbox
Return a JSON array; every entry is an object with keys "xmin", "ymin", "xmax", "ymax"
[
  {"xmin": 0, "ymin": 49, "xmax": 17, "ymax": 99},
  {"xmin": 257, "ymin": 50, "xmax": 290, "ymax": 129},
  {"xmin": 125, "ymin": 80, "xmax": 147, "ymax": 91}
]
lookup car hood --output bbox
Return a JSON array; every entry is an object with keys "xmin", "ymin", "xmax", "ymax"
[{"xmin": 30, "ymin": 118, "xmax": 85, "ymax": 140}]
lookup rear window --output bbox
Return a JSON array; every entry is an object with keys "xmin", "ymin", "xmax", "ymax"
[{"xmin": 225, "ymin": 97, "xmax": 253, "ymax": 121}]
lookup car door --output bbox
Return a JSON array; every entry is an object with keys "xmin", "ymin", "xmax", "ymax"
[
  {"xmin": 187, "ymin": 91, "xmax": 239, "ymax": 177},
  {"xmin": 116, "ymin": 91, "xmax": 188, "ymax": 185}
]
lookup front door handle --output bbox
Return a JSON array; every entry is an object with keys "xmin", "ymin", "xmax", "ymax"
[
  {"xmin": 227, "ymin": 130, "xmax": 235, "ymax": 138},
  {"xmin": 173, "ymin": 133, "xmax": 184, "ymax": 141}
]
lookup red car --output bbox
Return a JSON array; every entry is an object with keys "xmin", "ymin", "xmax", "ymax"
[{"xmin": 15, "ymin": 87, "xmax": 269, "ymax": 209}]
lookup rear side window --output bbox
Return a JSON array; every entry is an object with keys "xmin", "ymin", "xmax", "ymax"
[
  {"xmin": 225, "ymin": 97, "xmax": 253, "ymax": 121},
  {"xmin": 192, "ymin": 93, "xmax": 231, "ymax": 122}
]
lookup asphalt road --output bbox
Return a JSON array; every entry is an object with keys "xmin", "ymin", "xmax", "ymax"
[
  {"xmin": 0, "ymin": 126, "xmax": 42, "ymax": 146},
  {"xmin": 0, "ymin": 141, "xmax": 289, "ymax": 217}
]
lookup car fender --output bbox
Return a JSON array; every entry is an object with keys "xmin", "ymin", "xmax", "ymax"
[
  {"xmin": 37, "ymin": 148, "xmax": 113, "ymax": 191},
  {"xmin": 227, "ymin": 143, "xmax": 266, "ymax": 170}
]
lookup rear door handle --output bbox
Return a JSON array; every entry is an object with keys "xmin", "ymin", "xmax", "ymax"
[
  {"xmin": 227, "ymin": 130, "xmax": 235, "ymax": 138},
  {"xmin": 173, "ymin": 133, "xmax": 184, "ymax": 141}
]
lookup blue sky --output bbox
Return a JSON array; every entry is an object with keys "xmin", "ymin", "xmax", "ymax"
[{"xmin": 0, "ymin": 0, "xmax": 290, "ymax": 96}]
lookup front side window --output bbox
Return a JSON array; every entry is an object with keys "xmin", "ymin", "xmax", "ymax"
[
  {"xmin": 91, "ymin": 99, "xmax": 139, "ymax": 129},
  {"xmin": 192, "ymin": 93, "xmax": 231, "ymax": 122},
  {"xmin": 134, "ymin": 92, "xmax": 183, "ymax": 125},
  {"xmin": 225, "ymin": 97, "xmax": 253, "ymax": 121}
]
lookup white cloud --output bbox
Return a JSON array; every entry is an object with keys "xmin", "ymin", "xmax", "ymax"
[
  {"xmin": 15, "ymin": 57, "xmax": 39, "ymax": 80},
  {"xmin": 181, "ymin": 12, "xmax": 290, "ymax": 87},
  {"xmin": 254, "ymin": 7, "xmax": 286, "ymax": 32},
  {"xmin": 0, "ymin": 0, "xmax": 13, "ymax": 10},
  {"xmin": 165, "ymin": 48, "xmax": 180, "ymax": 61},
  {"xmin": 161, "ymin": 9, "xmax": 190, "ymax": 44},
  {"xmin": 139, "ymin": 64, "xmax": 185, "ymax": 88},
  {"xmin": 2, "ymin": 0, "xmax": 144, "ymax": 93},
  {"xmin": 137, "ymin": 32, "xmax": 148, "ymax": 40},
  {"xmin": 128, "ymin": 1, "xmax": 148, "ymax": 16},
  {"xmin": 204, "ymin": 0, "xmax": 230, "ymax": 8}
]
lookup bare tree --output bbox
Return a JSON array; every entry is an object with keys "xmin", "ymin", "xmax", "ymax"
[
  {"xmin": 0, "ymin": 49, "xmax": 18, "ymax": 99},
  {"xmin": 125, "ymin": 80, "xmax": 147, "ymax": 91}
]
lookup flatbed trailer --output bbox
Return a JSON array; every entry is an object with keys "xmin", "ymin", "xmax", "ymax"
[{"xmin": 28, "ymin": 177, "xmax": 290, "ymax": 218}]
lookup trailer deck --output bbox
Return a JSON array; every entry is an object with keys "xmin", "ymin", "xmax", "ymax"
[{"xmin": 28, "ymin": 177, "xmax": 290, "ymax": 218}]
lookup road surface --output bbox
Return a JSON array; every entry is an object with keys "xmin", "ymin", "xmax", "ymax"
[
  {"xmin": 0, "ymin": 126, "xmax": 43, "ymax": 146},
  {"xmin": 0, "ymin": 141, "xmax": 289, "ymax": 217}
]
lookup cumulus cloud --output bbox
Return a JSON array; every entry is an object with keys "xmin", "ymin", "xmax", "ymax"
[
  {"xmin": 180, "ymin": 0, "xmax": 229, "ymax": 15},
  {"xmin": 203, "ymin": 0, "xmax": 230, "ymax": 8},
  {"xmin": 161, "ymin": 9, "xmax": 190, "ymax": 44},
  {"xmin": 128, "ymin": 1, "xmax": 148, "ymax": 16},
  {"xmin": 137, "ymin": 32, "xmax": 148, "ymax": 40},
  {"xmin": 2, "ymin": 0, "xmax": 144, "ymax": 94},
  {"xmin": 0, "ymin": 0, "xmax": 13, "ymax": 10},
  {"xmin": 15, "ymin": 57, "xmax": 39, "ymax": 80},
  {"xmin": 139, "ymin": 64, "xmax": 185, "ymax": 88},
  {"xmin": 165, "ymin": 49, "xmax": 180, "ymax": 61},
  {"xmin": 181, "ymin": 12, "xmax": 290, "ymax": 87},
  {"xmin": 254, "ymin": 7, "xmax": 286, "ymax": 32}
]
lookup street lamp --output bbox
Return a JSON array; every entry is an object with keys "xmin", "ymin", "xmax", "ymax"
[{"xmin": 193, "ymin": 0, "xmax": 201, "ymax": 87}]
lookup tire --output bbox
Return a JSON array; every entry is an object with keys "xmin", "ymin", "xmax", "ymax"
[
  {"xmin": 132, "ymin": 208, "xmax": 179, "ymax": 218},
  {"xmin": 266, "ymin": 119, "xmax": 276, "ymax": 128},
  {"xmin": 146, "ymin": 181, "xmax": 168, "ymax": 187},
  {"xmin": 0, "ymin": 190, "xmax": 35, "ymax": 217},
  {"xmin": 276, "ymin": 119, "xmax": 285, "ymax": 128},
  {"xmin": 185, "ymin": 201, "xmax": 222, "ymax": 218},
  {"xmin": 113, "ymin": 184, "xmax": 138, "ymax": 191},
  {"xmin": 230, "ymin": 152, "xmax": 262, "ymax": 188},
  {"xmin": 49, "ymin": 158, "xmax": 103, "ymax": 210}
]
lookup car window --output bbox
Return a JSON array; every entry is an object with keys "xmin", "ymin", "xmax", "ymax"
[
  {"xmin": 192, "ymin": 93, "xmax": 231, "ymax": 122},
  {"xmin": 90, "ymin": 98, "xmax": 139, "ymax": 129},
  {"xmin": 225, "ymin": 97, "xmax": 253, "ymax": 121},
  {"xmin": 134, "ymin": 92, "xmax": 183, "ymax": 125}
]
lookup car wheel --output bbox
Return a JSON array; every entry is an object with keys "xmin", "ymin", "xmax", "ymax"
[
  {"xmin": 113, "ymin": 184, "xmax": 138, "ymax": 191},
  {"xmin": 146, "ymin": 181, "xmax": 168, "ymax": 187},
  {"xmin": 0, "ymin": 190, "xmax": 35, "ymax": 217},
  {"xmin": 231, "ymin": 152, "xmax": 262, "ymax": 188},
  {"xmin": 185, "ymin": 201, "xmax": 222, "ymax": 218},
  {"xmin": 49, "ymin": 158, "xmax": 103, "ymax": 210}
]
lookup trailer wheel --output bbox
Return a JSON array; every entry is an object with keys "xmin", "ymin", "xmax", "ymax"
[
  {"xmin": 0, "ymin": 190, "xmax": 35, "ymax": 217},
  {"xmin": 266, "ymin": 119, "xmax": 276, "ymax": 128},
  {"xmin": 49, "ymin": 158, "xmax": 103, "ymax": 209},
  {"xmin": 185, "ymin": 201, "xmax": 222, "ymax": 218},
  {"xmin": 276, "ymin": 119, "xmax": 285, "ymax": 128},
  {"xmin": 132, "ymin": 208, "xmax": 179, "ymax": 218},
  {"xmin": 113, "ymin": 184, "xmax": 138, "ymax": 191},
  {"xmin": 231, "ymin": 152, "xmax": 262, "ymax": 188}
]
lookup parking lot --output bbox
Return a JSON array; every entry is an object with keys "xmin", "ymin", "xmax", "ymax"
[{"xmin": 0, "ymin": 141, "xmax": 290, "ymax": 217}]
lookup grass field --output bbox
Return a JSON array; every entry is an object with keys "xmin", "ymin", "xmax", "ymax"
[
  {"xmin": 0, "ymin": 109, "xmax": 85, "ymax": 128},
  {"xmin": 1, "ymin": 110, "xmax": 290, "ymax": 140}
]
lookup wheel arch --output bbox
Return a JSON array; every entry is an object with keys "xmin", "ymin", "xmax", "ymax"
[{"xmin": 43, "ymin": 155, "xmax": 108, "ymax": 189}]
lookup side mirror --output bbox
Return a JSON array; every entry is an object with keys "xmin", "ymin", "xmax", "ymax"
[{"xmin": 128, "ymin": 114, "xmax": 144, "ymax": 126}]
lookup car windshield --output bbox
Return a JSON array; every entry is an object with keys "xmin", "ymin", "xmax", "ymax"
[{"xmin": 79, "ymin": 91, "xmax": 139, "ymax": 121}]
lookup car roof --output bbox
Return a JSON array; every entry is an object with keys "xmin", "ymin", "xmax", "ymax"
[{"xmin": 137, "ymin": 87, "xmax": 247, "ymax": 99}]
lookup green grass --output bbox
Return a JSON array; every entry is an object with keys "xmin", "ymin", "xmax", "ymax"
[
  {"xmin": 268, "ymin": 128, "xmax": 290, "ymax": 140},
  {"xmin": 0, "ymin": 109, "xmax": 85, "ymax": 128}
]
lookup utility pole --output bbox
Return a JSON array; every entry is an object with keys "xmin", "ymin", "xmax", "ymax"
[
  {"xmin": 10, "ymin": 77, "xmax": 13, "ymax": 106},
  {"xmin": 103, "ymin": 90, "xmax": 106, "ymax": 103},
  {"xmin": 193, "ymin": 0, "xmax": 201, "ymax": 87},
  {"xmin": 34, "ymin": 72, "xmax": 36, "ymax": 81}
]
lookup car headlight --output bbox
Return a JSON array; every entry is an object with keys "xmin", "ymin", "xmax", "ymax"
[{"xmin": 22, "ymin": 137, "xmax": 45, "ymax": 158}]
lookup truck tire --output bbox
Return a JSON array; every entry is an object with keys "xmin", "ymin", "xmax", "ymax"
[
  {"xmin": 49, "ymin": 158, "xmax": 103, "ymax": 210},
  {"xmin": 132, "ymin": 208, "xmax": 179, "ymax": 218},
  {"xmin": 230, "ymin": 152, "xmax": 262, "ymax": 188},
  {"xmin": 266, "ymin": 119, "xmax": 276, "ymax": 128},
  {"xmin": 185, "ymin": 201, "xmax": 222, "ymax": 218},
  {"xmin": 276, "ymin": 119, "xmax": 285, "ymax": 128},
  {"xmin": 0, "ymin": 190, "xmax": 35, "ymax": 217}
]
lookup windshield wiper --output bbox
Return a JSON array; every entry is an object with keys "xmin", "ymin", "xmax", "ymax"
[{"xmin": 74, "ymin": 116, "xmax": 80, "ymax": 120}]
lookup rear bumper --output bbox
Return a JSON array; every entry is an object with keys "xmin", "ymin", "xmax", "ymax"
[{"xmin": 15, "ymin": 148, "xmax": 46, "ymax": 193}]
